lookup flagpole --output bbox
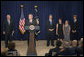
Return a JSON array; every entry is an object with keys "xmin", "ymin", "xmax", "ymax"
[
  {"xmin": 34, "ymin": 5, "xmax": 40, "ymax": 39},
  {"xmin": 34, "ymin": 5, "xmax": 39, "ymax": 25},
  {"xmin": 19, "ymin": 4, "xmax": 25, "ymax": 40}
]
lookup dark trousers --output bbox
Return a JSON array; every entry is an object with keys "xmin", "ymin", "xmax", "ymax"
[
  {"xmin": 72, "ymin": 32, "xmax": 78, "ymax": 40},
  {"xmin": 47, "ymin": 39, "xmax": 54, "ymax": 46},
  {"xmin": 47, "ymin": 32, "xmax": 54, "ymax": 46},
  {"xmin": 5, "ymin": 33, "xmax": 12, "ymax": 48}
]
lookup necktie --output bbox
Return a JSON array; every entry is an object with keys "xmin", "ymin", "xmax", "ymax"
[{"xmin": 50, "ymin": 21, "xmax": 52, "ymax": 25}]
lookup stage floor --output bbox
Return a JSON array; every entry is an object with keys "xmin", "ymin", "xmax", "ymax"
[{"xmin": 1, "ymin": 40, "xmax": 56, "ymax": 56}]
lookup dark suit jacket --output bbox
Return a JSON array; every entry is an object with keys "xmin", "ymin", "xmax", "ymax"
[
  {"xmin": 46, "ymin": 19, "xmax": 56, "ymax": 38},
  {"xmin": 59, "ymin": 48, "xmax": 71, "ymax": 56},
  {"xmin": 77, "ymin": 46, "xmax": 83, "ymax": 56},
  {"xmin": 47, "ymin": 19, "xmax": 55, "ymax": 31},
  {"xmin": 48, "ymin": 46, "xmax": 61, "ymax": 56},
  {"xmin": 72, "ymin": 20, "xmax": 79, "ymax": 33},
  {"xmin": 69, "ymin": 47, "xmax": 77, "ymax": 55},
  {"xmin": 25, "ymin": 19, "xmax": 37, "ymax": 26},
  {"xmin": 25, "ymin": 19, "xmax": 37, "ymax": 40},
  {"xmin": 25, "ymin": 19, "xmax": 37, "ymax": 32},
  {"xmin": 3, "ymin": 19, "xmax": 14, "ymax": 34}
]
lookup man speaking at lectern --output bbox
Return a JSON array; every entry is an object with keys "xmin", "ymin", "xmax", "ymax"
[
  {"xmin": 25, "ymin": 14, "xmax": 38, "ymax": 56},
  {"xmin": 25, "ymin": 14, "xmax": 37, "ymax": 47}
]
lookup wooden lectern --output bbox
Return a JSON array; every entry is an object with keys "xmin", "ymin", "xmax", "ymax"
[
  {"xmin": 27, "ymin": 25, "xmax": 37, "ymax": 56},
  {"xmin": 25, "ymin": 24, "xmax": 39, "ymax": 56}
]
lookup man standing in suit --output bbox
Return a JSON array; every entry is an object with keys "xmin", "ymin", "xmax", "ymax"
[
  {"xmin": 46, "ymin": 14, "xmax": 55, "ymax": 46},
  {"xmin": 3, "ymin": 14, "xmax": 14, "ymax": 48},
  {"xmin": 72, "ymin": 15, "xmax": 79, "ymax": 41}
]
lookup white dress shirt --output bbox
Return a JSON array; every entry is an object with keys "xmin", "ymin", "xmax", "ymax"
[
  {"xmin": 7, "ymin": 19, "xmax": 10, "ymax": 25},
  {"xmin": 29, "ymin": 19, "xmax": 33, "ymax": 23}
]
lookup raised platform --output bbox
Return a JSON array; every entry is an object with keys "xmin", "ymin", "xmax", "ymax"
[{"xmin": 1, "ymin": 40, "xmax": 56, "ymax": 56}]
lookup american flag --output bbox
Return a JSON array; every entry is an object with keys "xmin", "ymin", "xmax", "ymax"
[{"xmin": 19, "ymin": 5, "xmax": 25, "ymax": 34}]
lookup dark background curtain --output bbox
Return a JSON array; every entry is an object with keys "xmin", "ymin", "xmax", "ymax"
[{"xmin": 1, "ymin": 1, "xmax": 83, "ymax": 40}]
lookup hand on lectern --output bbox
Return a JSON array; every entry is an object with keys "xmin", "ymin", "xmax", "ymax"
[{"xmin": 12, "ymin": 31, "xmax": 14, "ymax": 36}]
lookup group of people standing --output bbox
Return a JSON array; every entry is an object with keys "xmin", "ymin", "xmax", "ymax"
[
  {"xmin": 46, "ymin": 14, "xmax": 79, "ymax": 46},
  {"xmin": 3, "ymin": 14, "xmax": 79, "ymax": 48}
]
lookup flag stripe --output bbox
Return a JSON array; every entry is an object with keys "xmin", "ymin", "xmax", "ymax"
[{"xmin": 19, "ymin": 18, "xmax": 25, "ymax": 34}]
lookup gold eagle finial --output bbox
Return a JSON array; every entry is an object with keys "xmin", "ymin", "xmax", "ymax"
[
  {"xmin": 34, "ymin": 5, "xmax": 38, "ymax": 8},
  {"xmin": 21, "ymin": 5, "xmax": 23, "ymax": 8}
]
